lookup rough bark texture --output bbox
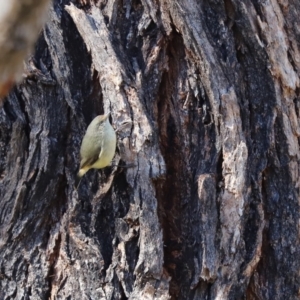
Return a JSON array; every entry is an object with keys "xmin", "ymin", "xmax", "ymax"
[{"xmin": 0, "ymin": 0, "xmax": 300, "ymax": 299}]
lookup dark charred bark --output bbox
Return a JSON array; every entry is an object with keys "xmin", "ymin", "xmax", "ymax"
[{"xmin": 0, "ymin": 0, "xmax": 299, "ymax": 299}]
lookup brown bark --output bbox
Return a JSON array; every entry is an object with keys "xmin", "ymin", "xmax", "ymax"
[
  {"xmin": 0, "ymin": 0, "xmax": 51, "ymax": 99},
  {"xmin": 0, "ymin": 0, "xmax": 300, "ymax": 299}
]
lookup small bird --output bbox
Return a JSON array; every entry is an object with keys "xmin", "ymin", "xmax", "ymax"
[{"xmin": 78, "ymin": 113, "xmax": 117, "ymax": 179}]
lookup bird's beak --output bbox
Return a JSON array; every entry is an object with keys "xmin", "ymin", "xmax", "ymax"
[{"xmin": 104, "ymin": 112, "xmax": 111, "ymax": 120}]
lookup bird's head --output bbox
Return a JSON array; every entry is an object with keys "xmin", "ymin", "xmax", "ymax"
[{"xmin": 94, "ymin": 113, "xmax": 110, "ymax": 126}]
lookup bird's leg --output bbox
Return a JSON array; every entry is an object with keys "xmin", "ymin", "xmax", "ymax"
[
  {"xmin": 110, "ymin": 154, "xmax": 136, "ymax": 169},
  {"xmin": 115, "ymin": 122, "xmax": 131, "ymax": 133}
]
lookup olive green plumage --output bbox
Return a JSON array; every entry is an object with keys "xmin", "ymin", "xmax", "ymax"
[{"xmin": 78, "ymin": 113, "xmax": 116, "ymax": 178}]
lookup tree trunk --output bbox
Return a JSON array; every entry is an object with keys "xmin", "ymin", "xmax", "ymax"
[{"xmin": 0, "ymin": 0, "xmax": 299, "ymax": 299}]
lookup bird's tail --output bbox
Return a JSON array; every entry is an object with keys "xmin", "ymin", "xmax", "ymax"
[
  {"xmin": 78, "ymin": 167, "xmax": 88, "ymax": 177},
  {"xmin": 75, "ymin": 168, "xmax": 88, "ymax": 189}
]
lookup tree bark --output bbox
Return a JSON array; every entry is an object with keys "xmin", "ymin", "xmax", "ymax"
[{"xmin": 0, "ymin": 0, "xmax": 299, "ymax": 299}]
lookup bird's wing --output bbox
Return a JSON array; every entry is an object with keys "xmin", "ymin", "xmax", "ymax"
[
  {"xmin": 79, "ymin": 133, "xmax": 102, "ymax": 169},
  {"xmin": 80, "ymin": 154, "xmax": 99, "ymax": 169}
]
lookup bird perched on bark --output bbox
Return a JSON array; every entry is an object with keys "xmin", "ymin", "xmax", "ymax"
[
  {"xmin": 78, "ymin": 113, "xmax": 117, "ymax": 178},
  {"xmin": 0, "ymin": 0, "xmax": 51, "ymax": 99}
]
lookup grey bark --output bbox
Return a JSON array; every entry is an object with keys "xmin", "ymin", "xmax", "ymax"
[{"xmin": 0, "ymin": 0, "xmax": 299, "ymax": 299}]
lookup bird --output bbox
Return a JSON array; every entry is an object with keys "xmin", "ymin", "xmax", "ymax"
[{"xmin": 77, "ymin": 113, "xmax": 117, "ymax": 179}]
